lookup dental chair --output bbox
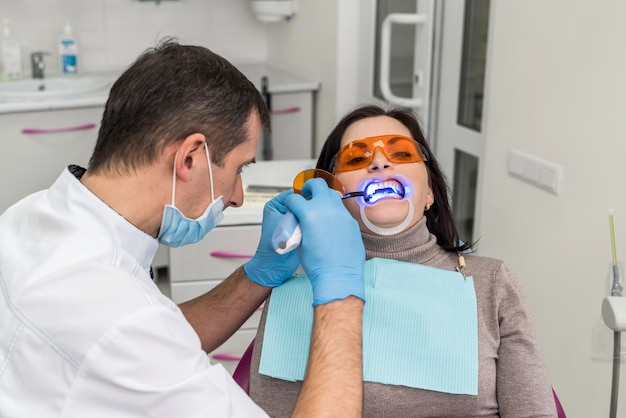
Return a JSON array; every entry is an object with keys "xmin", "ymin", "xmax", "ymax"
[
  {"xmin": 232, "ymin": 339, "xmax": 255, "ymax": 394},
  {"xmin": 234, "ymin": 338, "xmax": 566, "ymax": 417},
  {"xmin": 553, "ymin": 388, "xmax": 566, "ymax": 417}
]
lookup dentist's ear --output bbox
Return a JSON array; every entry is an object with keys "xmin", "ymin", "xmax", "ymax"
[{"xmin": 174, "ymin": 133, "xmax": 207, "ymax": 182}]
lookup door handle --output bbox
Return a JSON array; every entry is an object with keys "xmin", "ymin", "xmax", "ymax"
[
  {"xmin": 209, "ymin": 251, "xmax": 254, "ymax": 259},
  {"xmin": 379, "ymin": 12, "xmax": 428, "ymax": 108},
  {"xmin": 211, "ymin": 353, "xmax": 241, "ymax": 362},
  {"xmin": 271, "ymin": 106, "xmax": 301, "ymax": 115},
  {"xmin": 21, "ymin": 123, "xmax": 97, "ymax": 135}
]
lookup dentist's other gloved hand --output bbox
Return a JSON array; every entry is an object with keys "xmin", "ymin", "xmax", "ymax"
[
  {"xmin": 285, "ymin": 178, "xmax": 365, "ymax": 306},
  {"xmin": 244, "ymin": 190, "xmax": 301, "ymax": 287}
]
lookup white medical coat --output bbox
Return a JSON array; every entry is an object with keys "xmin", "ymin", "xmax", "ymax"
[{"xmin": 0, "ymin": 167, "xmax": 267, "ymax": 417}]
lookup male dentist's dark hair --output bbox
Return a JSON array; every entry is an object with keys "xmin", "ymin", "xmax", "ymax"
[{"xmin": 90, "ymin": 38, "xmax": 270, "ymax": 175}]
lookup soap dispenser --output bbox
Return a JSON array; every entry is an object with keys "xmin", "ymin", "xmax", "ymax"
[
  {"xmin": 58, "ymin": 22, "xmax": 79, "ymax": 76},
  {"xmin": 0, "ymin": 18, "xmax": 23, "ymax": 81}
]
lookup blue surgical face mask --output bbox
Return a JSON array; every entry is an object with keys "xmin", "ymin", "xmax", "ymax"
[{"xmin": 158, "ymin": 143, "xmax": 224, "ymax": 247}]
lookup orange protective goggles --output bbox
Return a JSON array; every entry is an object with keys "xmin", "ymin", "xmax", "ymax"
[{"xmin": 331, "ymin": 134, "xmax": 427, "ymax": 173}]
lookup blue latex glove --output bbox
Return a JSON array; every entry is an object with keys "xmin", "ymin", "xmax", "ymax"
[
  {"xmin": 285, "ymin": 178, "xmax": 365, "ymax": 305},
  {"xmin": 244, "ymin": 190, "xmax": 301, "ymax": 287}
]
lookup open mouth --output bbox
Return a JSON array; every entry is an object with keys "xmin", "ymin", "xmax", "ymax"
[{"xmin": 362, "ymin": 179, "xmax": 406, "ymax": 204}]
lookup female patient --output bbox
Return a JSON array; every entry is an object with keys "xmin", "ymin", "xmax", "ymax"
[{"xmin": 249, "ymin": 105, "xmax": 556, "ymax": 417}]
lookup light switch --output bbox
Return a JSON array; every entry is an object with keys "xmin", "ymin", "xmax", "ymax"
[{"xmin": 508, "ymin": 148, "xmax": 562, "ymax": 195}]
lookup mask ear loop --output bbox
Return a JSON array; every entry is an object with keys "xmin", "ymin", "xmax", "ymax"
[
  {"xmin": 170, "ymin": 143, "xmax": 217, "ymax": 207},
  {"xmin": 170, "ymin": 152, "xmax": 178, "ymax": 206},
  {"xmin": 204, "ymin": 142, "xmax": 216, "ymax": 202}
]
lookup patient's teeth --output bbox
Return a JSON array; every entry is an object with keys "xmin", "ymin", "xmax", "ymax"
[{"xmin": 364, "ymin": 179, "xmax": 405, "ymax": 203}]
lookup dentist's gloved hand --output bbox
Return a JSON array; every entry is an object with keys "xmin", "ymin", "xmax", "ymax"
[
  {"xmin": 244, "ymin": 190, "xmax": 301, "ymax": 287},
  {"xmin": 285, "ymin": 178, "xmax": 365, "ymax": 306}
]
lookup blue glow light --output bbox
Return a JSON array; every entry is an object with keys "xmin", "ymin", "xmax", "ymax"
[{"xmin": 354, "ymin": 175, "xmax": 413, "ymax": 207}]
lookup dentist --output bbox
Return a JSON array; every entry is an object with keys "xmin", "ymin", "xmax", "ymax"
[{"xmin": 0, "ymin": 40, "xmax": 365, "ymax": 417}]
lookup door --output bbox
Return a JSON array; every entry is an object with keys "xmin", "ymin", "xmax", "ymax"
[
  {"xmin": 357, "ymin": 0, "xmax": 492, "ymax": 244},
  {"xmin": 359, "ymin": 0, "xmax": 437, "ymax": 133},
  {"xmin": 435, "ymin": 0, "xmax": 491, "ymax": 244}
]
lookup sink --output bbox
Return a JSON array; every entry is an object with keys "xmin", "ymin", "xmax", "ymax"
[{"xmin": 0, "ymin": 76, "xmax": 112, "ymax": 101}]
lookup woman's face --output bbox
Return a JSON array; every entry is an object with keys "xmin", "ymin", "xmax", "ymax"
[{"xmin": 334, "ymin": 116, "xmax": 434, "ymax": 235}]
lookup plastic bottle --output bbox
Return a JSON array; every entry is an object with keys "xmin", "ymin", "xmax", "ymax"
[
  {"xmin": 0, "ymin": 18, "xmax": 23, "ymax": 81},
  {"xmin": 58, "ymin": 22, "xmax": 79, "ymax": 76}
]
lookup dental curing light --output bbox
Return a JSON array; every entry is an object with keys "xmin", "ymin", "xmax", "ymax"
[{"xmin": 272, "ymin": 189, "xmax": 364, "ymax": 255}]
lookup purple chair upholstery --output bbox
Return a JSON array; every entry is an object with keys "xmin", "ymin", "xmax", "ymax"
[
  {"xmin": 232, "ymin": 339, "xmax": 255, "ymax": 394},
  {"xmin": 553, "ymin": 388, "xmax": 566, "ymax": 417}
]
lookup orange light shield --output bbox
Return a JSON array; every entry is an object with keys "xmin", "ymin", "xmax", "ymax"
[{"xmin": 292, "ymin": 169, "xmax": 345, "ymax": 196}]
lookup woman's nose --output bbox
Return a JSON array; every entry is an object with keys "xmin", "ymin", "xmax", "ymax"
[{"xmin": 368, "ymin": 148, "xmax": 392, "ymax": 171}]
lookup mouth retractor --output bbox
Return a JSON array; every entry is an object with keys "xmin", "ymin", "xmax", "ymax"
[{"xmin": 355, "ymin": 176, "xmax": 415, "ymax": 236}]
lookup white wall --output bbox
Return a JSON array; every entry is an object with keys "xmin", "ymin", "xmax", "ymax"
[
  {"xmin": 263, "ymin": 0, "xmax": 380, "ymax": 154},
  {"xmin": 264, "ymin": 0, "xmax": 339, "ymax": 152},
  {"xmin": 478, "ymin": 1, "xmax": 626, "ymax": 416},
  {"xmin": 0, "ymin": 0, "xmax": 267, "ymax": 76}
]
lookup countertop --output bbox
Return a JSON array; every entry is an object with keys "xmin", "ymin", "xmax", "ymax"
[
  {"xmin": 0, "ymin": 72, "xmax": 118, "ymax": 114},
  {"xmin": 235, "ymin": 62, "xmax": 320, "ymax": 94},
  {"xmin": 0, "ymin": 63, "xmax": 320, "ymax": 114},
  {"xmin": 221, "ymin": 158, "xmax": 316, "ymax": 226}
]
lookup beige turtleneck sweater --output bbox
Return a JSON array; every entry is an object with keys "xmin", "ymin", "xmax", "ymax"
[{"xmin": 248, "ymin": 217, "xmax": 557, "ymax": 417}]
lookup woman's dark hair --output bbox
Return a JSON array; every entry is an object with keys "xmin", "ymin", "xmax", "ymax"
[
  {"xmin": 89, "ymin": 38, "xmax": 270, "ymax": 175},
  {"xmin": 317, "ymin": 104, "xmax": 473, "ymax": 253}
]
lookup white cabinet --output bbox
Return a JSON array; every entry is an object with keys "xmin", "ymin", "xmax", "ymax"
[
  {"xmin": 169, "ymin": 225, "xmax": 263, "ymax": 374},
  {"xmin": 170, "ymin": 225, "xmax": 262, "ymax": 285},
  {"xmin": 0, "ymin": 106, "xmax": 103, "ymax": 213},
  {"xmin": 237, "ymin": 63, "xmax": 320, "ymax": 161},
  {"xmin": 263, "ymin": 91, "xmax": 315, "ymax": 160}
]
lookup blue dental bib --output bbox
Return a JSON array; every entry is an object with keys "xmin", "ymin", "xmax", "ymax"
[{"xmin": 259, "ymin": 257, "xmax": 478, "ymax": 395}]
